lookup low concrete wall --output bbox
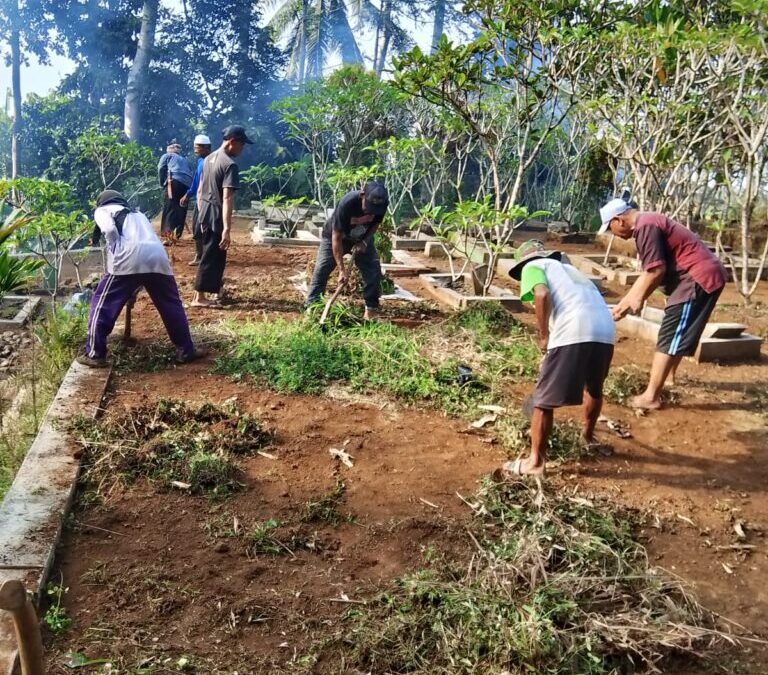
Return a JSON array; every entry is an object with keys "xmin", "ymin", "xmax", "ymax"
[{"xmin": 0, "ymin": 362, "xmax": 111, "ymax": 675}]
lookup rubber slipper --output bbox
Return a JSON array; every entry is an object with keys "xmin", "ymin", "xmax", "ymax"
[
  {"xmin": 500, "ymin": 458, "xmax": 545, "ymax": 479},
  {"xmin": 629, "ymin": 395, "xmax": 661, "ymax": 411},
  {"xmin": 584, "ymin": 441, "xmax": 614, "ymax": 457}
]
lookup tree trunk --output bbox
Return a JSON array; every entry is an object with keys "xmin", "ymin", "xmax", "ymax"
[
  {"xmin": 10, "ymin": 21, "xmax": 21, "ymax": 179},
  {"xmin": 314, "ymin": 0, "xmax": 325, "ymax": 79},
  {"xmin": 430, "ymin": 0, "xmax": 445, "ymax": 54},
  {"xmin": 123, "ymin": 0, "xmax": 159, "ymax": 141},
  {"xmin": 376, "ymin": 0, "xmax": 392, "ymax": 76},
  {"xmin": 740, "ymin": 157, "xmax": 754, "ymax": 303},
  {"xmin": 298, "ymin": 0, "xmax": 308, "ymax": 83}
]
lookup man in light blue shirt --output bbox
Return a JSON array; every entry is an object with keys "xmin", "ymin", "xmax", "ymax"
[
  {"xmin": 157, "ymin": 142, "xmax": 194, "ymax": 239},
  {"xmin": 180, "ymin": 134, "xmax": 212, "ymax": 266}
]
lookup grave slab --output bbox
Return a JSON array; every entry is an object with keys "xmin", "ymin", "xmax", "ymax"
[{"xmin": 419, "ymin": 273, "xmax": 523, "ymax": 312}]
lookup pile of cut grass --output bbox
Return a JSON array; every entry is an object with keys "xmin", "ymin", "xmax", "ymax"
[
  {"xmin": 331, "ymin": 479, "xmax": 729, "ymax": 673},
  {"xmin": 214, "ymin": 307, "xmax": 540, "ymax": 417},
  {"xmin": 73, "ymin": 398, "xmax": 271, "ymax": 500}
]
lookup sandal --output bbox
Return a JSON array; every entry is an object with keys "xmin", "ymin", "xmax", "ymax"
[{"xmin": 497, "ymin": 458, "xmax": 546, "ymax": 480}]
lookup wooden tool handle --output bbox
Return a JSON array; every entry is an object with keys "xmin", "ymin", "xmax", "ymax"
[
  {"xmin": 319, "ymin": 282, "xmax": 346, "ymax": 325},
  {"xmin": 0, "ymin": 580, "xmax": 45, "ymax": 675}
]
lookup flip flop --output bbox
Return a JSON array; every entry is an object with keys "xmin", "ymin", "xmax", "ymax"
[
  {"xmin": 500, "ymin": 458, "xmax": 546, "ymax": 479},
  {"xmin": 584, "ymin": 441, "xmax": 614, "ymax": 457},
  {"xmin": 629, "ymin": 395, "xmax": 661, "ymax": 411}
]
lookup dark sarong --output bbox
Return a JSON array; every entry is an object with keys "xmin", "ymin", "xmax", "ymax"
[
  {"xmin": 161, "ymin": 179, "xmax": 190, "ymax": 238},
  {"xmin": 195, "ymin": 226, "xmax": 226, "ymax": 293}
]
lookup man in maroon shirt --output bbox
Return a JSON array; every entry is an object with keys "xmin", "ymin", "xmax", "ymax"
[{"xmin": 599, "ymin": 198, "xmax": 727, "ymax": 410}]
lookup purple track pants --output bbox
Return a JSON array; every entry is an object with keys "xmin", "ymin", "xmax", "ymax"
[{"xmin": 84, "ymin": 273, "xmax": 195, "ymax": 360}]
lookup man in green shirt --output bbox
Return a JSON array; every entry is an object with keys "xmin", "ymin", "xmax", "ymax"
[{"xmin": 501, "ymin": 240, "xmax": 616, "ymax": 477}]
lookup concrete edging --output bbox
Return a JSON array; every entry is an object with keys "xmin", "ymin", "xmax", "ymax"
[
  {"xmin": 0, "ymin": 361, "xmax": 111, "ymax": 675},
  {"xmin": 0, "ymin": 297, "xmax": 42, "ymax": 330}
]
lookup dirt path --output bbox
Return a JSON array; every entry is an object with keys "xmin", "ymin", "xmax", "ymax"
[{"xmin": 44, "ymin": 231, "xmax": 768, "ymax": 672}]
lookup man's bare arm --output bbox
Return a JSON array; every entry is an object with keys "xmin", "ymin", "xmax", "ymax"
[
  {"xmin": 612, "ymin": 267, "xmax": 665, "ymax": 320},
  {"xmin": 533, "ymin": 284, "xmax": 551, "ymax": 350}
]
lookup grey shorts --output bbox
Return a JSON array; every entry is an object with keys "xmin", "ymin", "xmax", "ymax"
[{"xmin": 533, "ymin": 342, "xmax": 614, "ymax": 410}]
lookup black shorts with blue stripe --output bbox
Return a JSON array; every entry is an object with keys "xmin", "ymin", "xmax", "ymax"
[{"xmin": 656, "ymin": 283, "xmax": 723, "ymax": 357}]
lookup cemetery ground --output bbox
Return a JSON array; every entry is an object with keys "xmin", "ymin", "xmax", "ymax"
[{"xmin": 36, "ymin": 227, "xmax": 768, "ymax": 674}]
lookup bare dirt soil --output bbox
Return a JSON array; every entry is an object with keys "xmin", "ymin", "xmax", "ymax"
[{"xmin": 44, "ymin": 230, "xmax": 768, "ymax": 673}]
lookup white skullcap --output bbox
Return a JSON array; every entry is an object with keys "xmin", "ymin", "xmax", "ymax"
[{"xmin": 194, "ymin": 134, "xmax": 211, "ymax": 145}]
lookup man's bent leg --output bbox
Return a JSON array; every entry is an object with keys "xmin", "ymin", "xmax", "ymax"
[
  {"xmin": 354, "ymin": 241, "xmax": 382, "ymax": 311},
  {"xmin": 142, "ymin": 273, "xmax": 195, "ymax": 357},
  {"xmin": 83, "ymin": 274, "xmax": 140, "ymax": 359},
  {"xmin": 306, "ymin": 238, "xmax": 337, "ymax": 307},
  {"xmin": 527, "ymin": 407, "xmax": 553, "ymax": 472},
  {"xmin": 635, "ymin": 352, "xmax": 682, "ymax": 408},
  {"xmin": 582, "ymin": 391, "xmax": 603, "ymax": 442}
]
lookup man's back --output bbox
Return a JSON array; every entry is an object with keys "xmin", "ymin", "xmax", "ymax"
[
  {"xmin": 522, "ymin": 258, "xmax": 615, "ymax": 349},
  {"xmin": 199, "ymin": 148, "xmax": 239, "ymax": 208}
]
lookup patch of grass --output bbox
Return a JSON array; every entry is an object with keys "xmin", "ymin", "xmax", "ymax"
[
  {"xmin": 249, "ymin": 519, "xmax": 286, "ymax": 555},
  {"xmin": 332, "ymin": 479, "xmax": 726, "ymax": 673},
  {"xmin": 604, "ymin": 365, "xmax": 647, "ymax": 404},
  {"xmin": 0, "ymin": 307, "xmax": 88, "ymax": 499},
  {"xmin": 497, "ymin": 411, "xmax": 588, "ymax": 462},
  {"xmin": 302, "ymin": 480, "xmax": 347, "ymax": 525},
  {"xmin": 215, "ymin": 317, "xmax": 502, "ymax": 416},
  {"xmin": 73, "ymin": 398, "xmax": 270, "ymax": 499}
]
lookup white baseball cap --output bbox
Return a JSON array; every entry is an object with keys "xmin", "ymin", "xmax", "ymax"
[
  {"xmin": 194, "ymin": 134, "xmax": 211, "ymax": 145},
  {"xmin": 598, "ymin": 198, "xmax": 631, "ymax": 234}
]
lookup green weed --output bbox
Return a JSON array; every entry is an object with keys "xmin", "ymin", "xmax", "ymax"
[
  {"xmin": 1, "ymin": 306, "xmax": 89, "ymax": 498},
  {"xmin": 604, "ymin": 365, "xmax": 647, "ymax": 404},
  {"xmin": 44, "ymin": 583, "xmax": 72, "ymax": 635},
  {"xmin": 302, "ymin": 480, "xmax": 347, "ymax": 525},
  {"xmin": 249, "ymin": 519, "xmax": 285, "ymax": 555},
  {"xmin": 215, "ymin": 316, "xmax": 499, "ymax": 416}
]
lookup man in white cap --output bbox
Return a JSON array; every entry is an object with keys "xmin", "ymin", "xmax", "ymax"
[
  {"xmin": 180, "ymin": 134, "xmax": 212, "ymax": 266},
  {"xmin": 599, "ymin": 198, "xmax": 727, "ymax": 410}
]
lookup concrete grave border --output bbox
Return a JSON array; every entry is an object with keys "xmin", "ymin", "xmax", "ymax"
[
  {"xmin": 0, "ymin": 361, "xmax": 112, "ymax": 675},
  {"xmin": 0, "ymin": 297, "xmax": 41, "ymax": 330},
  {"xmin": 615, "ymin": 305, "xmax": 763, "ymax": 362},
  {"xmin": 419, "ymin": 272, "xmax": 523, "ymax": 312}
]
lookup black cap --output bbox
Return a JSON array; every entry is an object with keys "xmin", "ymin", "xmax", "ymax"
[
  {"xmin": 363, "ymin": 181, "xmax": 389, "ymax": 217},
  {"xmin": 222, "ymin": 124, "xmax": 254, "ymax": 144},
  {"xmin": 95, "ymin": 190, "xmax": 126, "ymax": 207}
]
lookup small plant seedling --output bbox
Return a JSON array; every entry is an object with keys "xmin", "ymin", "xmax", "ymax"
[
  {"xmin": 44, "ymin": 582, "xmax": 72, "ymax": 635},
  {"xmin": 249, "ymin": 519, "xmax": 285, "ymax": 555},
  {"xmin": 302, "ymin": 481, "xmax": 347, "ymax": 525}
]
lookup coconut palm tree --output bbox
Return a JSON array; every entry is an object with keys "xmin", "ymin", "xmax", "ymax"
[{"xmin": 269, "ymin": 0, "xmax": 364, "ymax": 82}]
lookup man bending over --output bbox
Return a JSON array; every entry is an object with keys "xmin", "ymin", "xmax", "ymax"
[
  {"xmin": 501, "ymin": 240, "xmax": 616, "ymax": 477},
  {"xmin": 78, "ymin": 190, "xmax": 205, "ymax": 367}
]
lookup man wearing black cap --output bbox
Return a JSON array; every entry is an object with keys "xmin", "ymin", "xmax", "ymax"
[
  {"xmin": 192, "ymin": 125, "xmax": 252, "ymax": 308},
  {"xmin": 306, "ymin": 182, "xmax": 388, "ymax": 319}
]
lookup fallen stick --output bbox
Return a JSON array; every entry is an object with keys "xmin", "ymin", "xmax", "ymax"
[{"xmin": 0, "ymin": 579, "xmax": 45, "ymax": 675}]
